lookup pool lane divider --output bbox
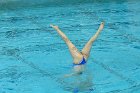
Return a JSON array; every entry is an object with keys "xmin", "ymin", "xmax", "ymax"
[
  {"xmin": 91, "ymin": 57, "xmax": 137, "ymax": 85},
  {"xmin": 14, "ymin": 54, "xmax": 66, "ymax": 84},
  {"xmin": 1, "ymin": 47, "xmax": 67, "ymax": 89}
]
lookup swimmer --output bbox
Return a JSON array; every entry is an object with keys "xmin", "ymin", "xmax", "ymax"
[{"xmin": 50, "ymin": 22, "xmax": 104, "ymax": 77}]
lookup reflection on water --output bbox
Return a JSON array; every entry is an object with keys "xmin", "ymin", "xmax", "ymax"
[{"xmin": 60, "ymin": 68, "xmax": 94, "ymax": 92}]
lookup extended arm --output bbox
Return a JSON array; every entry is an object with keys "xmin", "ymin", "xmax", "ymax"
[{"xmin": 64, "ymin": 73, "xmax": 76, "ymax": 78}]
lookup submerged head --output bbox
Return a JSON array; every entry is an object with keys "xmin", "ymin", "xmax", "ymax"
[{"xmin": 73, "ymin": 65, "xmax": 85, "ymax": 74}]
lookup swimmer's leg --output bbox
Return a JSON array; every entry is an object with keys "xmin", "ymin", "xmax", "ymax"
[
  {"xmin": 50, "ymin": 24, "xmax": 83, "ymax": 60},
  {"xmin": 81, "ymin": 22, "xmax": 104, "ymax": 60}
]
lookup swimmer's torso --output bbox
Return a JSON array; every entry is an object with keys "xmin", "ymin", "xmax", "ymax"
[{"xmin": 73, "ymin": 57, "xmax": 87, "ymax": 74}]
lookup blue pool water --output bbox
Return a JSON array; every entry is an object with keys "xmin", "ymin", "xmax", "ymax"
[{"xmin": 0, "ymin": 0, "xmax": 140, "ymax": 93}]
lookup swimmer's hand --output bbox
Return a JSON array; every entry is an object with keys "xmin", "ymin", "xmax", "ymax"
[
  {"xmin": 64, "ymin": 71, "xmax": 82, "ymax": 78},
  {"xmin": 50, "ymin": 24, "xmax": 59, "ymax": 30}
]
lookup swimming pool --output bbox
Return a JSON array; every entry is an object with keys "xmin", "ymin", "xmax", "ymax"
[{"xmin": 0, "ymin": 0, "xmax": 140, "ymax": 93}]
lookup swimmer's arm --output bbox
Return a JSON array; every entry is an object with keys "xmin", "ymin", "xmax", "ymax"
[{"xmin": 64, "ymin": 73, "xmax": 77, "ymax": 78}]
